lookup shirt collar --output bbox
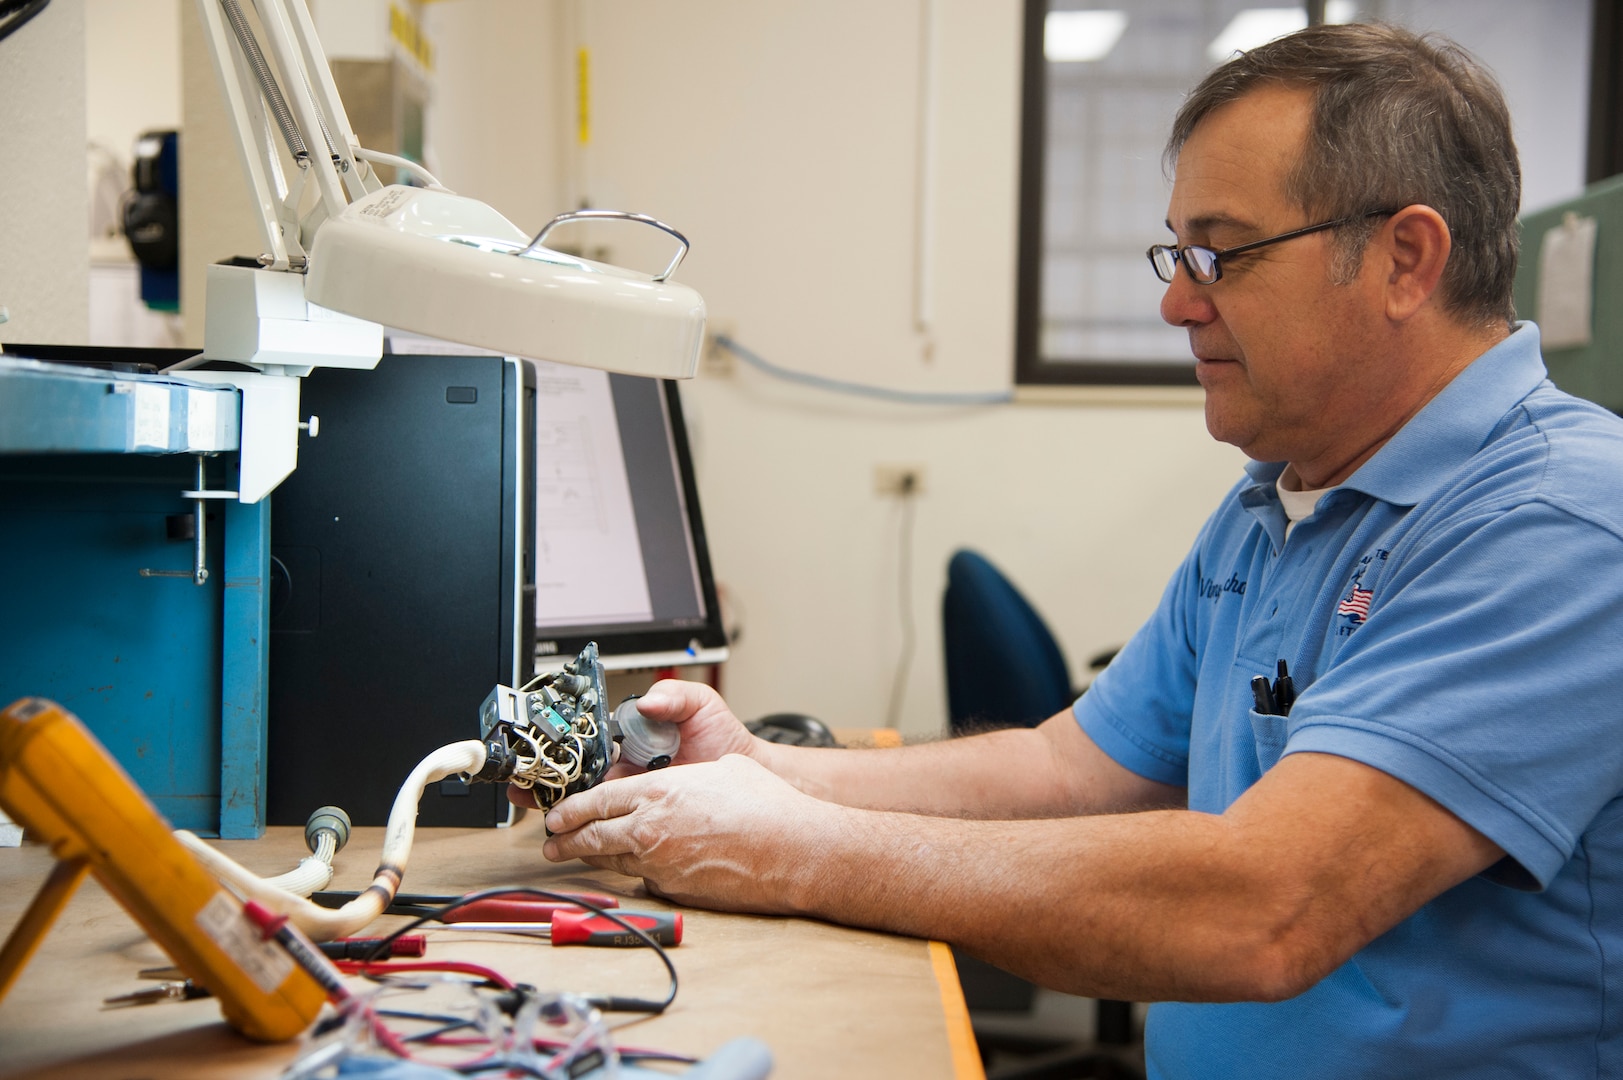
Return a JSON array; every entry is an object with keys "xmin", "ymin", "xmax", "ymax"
[{"xmin": 1241, "ymin": 321, "xmax": 1548, "ymax": 509}]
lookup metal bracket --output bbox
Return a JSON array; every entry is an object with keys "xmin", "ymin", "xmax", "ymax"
[{"xmin": 139, "ymin": 457, "xmax": 236, "ymax": 585}]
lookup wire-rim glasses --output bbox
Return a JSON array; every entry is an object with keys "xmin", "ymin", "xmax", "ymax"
[{"xmin": 1147, "ymin": 209, "xmax": 1399, "ymax": 285}]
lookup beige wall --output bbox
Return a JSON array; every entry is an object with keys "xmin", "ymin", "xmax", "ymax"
[
  {"xmin": 85, "ymin": 0, "xmax": 181, "ymax": 168},
  {"xmin": 422, "ymin": 1, "xmax": 566, "ymax": 234},
  {"xmin": 178, "ymin": 0, "xmax": 268, "ymax": 347},
  {"xmin": 0, "ymin": 0, "xmax": 89, "ymax": 346}
]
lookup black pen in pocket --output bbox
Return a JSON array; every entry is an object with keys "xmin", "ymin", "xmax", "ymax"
[
  {"xmin": 1274, "ymin": 659, "xmax": 1296, "ymax": 716},
  {"xmin": 1251, "ymin": 674, "xmax": 1278, "ymax": 715}
]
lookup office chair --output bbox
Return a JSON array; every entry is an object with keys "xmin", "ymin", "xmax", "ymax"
[
  {"xmin": 941, "ymin": 548, "xmax": 1143, "ymax": 1080},
  {"xmin": 943, "ymin": 549, "xmax": 1074, "ymax": 736}
]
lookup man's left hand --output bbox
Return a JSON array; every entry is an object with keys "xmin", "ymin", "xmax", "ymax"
[{"xmin": 540, "ymin": 753, "xmax": 835, "ymax": 911}]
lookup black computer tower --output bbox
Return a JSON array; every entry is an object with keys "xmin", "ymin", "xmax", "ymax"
[{"xmin": 268, "ymin": 353, "xmax": 536, "ymax": 827}]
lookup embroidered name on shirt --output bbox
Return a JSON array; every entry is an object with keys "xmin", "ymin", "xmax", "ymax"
[{"xmin": 1198, "ymin": 573, "xmax": 1248, "ymax": 602}]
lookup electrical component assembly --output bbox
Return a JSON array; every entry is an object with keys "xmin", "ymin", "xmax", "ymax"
[{"xmin": 471, "ymin": 642, "xmax": 680, "ymax": 809}]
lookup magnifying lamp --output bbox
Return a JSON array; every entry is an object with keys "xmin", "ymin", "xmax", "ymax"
[{"xmin": 183, "ymin": 0, "xmax": 706, "ymax": 501}]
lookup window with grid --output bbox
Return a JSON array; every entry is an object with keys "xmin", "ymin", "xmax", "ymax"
[{"xmin": 1015, "ymin": 0, "xmax": 1594, "ymax": 386}]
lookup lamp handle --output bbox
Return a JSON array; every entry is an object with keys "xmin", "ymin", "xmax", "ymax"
[{"xmin": 515, "ymin": 210, "xmax": 691, "ymax": 282}]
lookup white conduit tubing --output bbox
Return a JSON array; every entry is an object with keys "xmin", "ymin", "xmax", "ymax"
[
  {"xmin": 176, "ymin": 740, "xmax": 489, "ymax": 941},
  {"xmin": 261, "ymin": 828, "xmax": 340, "ymax": 897}
]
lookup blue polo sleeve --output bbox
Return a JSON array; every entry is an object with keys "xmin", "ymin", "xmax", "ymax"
[{"xmin": 1285, "ymin": 500, "xmax": 1623, "ymax": 889}]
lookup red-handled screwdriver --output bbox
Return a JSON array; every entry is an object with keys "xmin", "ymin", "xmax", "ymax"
[
  {"xmin": 442, "ymin": 909, "xmax": 683, "ymax": 947},
  {"xmin": 551, "ymin": 909, "xmax": 682, "ymax": 947},
  {"xmin": 436, "ymin": 899, "xmax": 592, "ymax": 923}
]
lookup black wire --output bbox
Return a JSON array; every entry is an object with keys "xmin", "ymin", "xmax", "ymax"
[
  {"xmin": 376, "ymin": 1008, "xmax": 479, "ymax": 1044},
  {"xmin": 359, "ymin": 886, "xmax": 679, "ymax": 1014},
  {"xmin": 458, "ymin": 1059, "xmax": 552, "ymax": 1078},
  {"xmin": 621, "ymin": 1050, "xmax": 700, "ymax": 1065},
  {"xmin": 0, "ymin": 0, "xmax": 48, "ymax": 45}
]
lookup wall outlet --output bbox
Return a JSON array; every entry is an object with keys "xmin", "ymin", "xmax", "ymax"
[
  {"xmin": 702, "ymin": 319, "xmax": 738, "ymax": 376},
  {"xmin": 874, "ymin": 464, "xmax": 926, "ymax": 496}
]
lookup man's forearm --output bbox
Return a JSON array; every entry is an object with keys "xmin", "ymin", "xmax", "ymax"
[
  {"xmin": 771, "ymin": 752, "xmax": 1502, "ymax": 1004},
  {"xmin": 756, "ymin": 727, "xmax": 1046, "ymax": 813},
  {"xmin": 756, "ymin": 711, "xmax": 1182, "ymax": 819},
  {"xmin": 781, "ymin": 801, "xmax": 1284, "ymax": 1002}
]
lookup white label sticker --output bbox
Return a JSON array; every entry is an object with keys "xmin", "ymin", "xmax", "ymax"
[
  {"xmin": 358, "ymin": 187, "xmax": 415, "ymax": 222},
  {"xmin": 195, "ymin": 892, "xmax": 295, "ymax": 994},
  {"xmin": 132, "ymin": 384, "xmax": 170, "ymax": 450},
  {"xmin": 187, "ymin": 389, "xmax": 219, "ymax": 449}
]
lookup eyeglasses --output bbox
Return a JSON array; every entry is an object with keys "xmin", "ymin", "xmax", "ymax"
[{"xmin": 1147, "ymin": 210, "xmax": 1398, "ymax": 285}]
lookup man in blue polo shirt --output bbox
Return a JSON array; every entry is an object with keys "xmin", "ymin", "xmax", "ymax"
[{"xmin": 528, "ymin": 22, "xmax": 1623, "ymax": 1077}]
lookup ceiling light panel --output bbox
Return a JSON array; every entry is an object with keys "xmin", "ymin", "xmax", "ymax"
[
  {"xmin": 1208, "ymin": 3, "xmax": 1362, "ymax": 63},
  {"xmin": 1045, "ymin": 10, "xmax": 1130, "ymax": 62}
]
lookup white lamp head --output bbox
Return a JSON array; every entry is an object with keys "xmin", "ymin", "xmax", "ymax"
[{"xmin": 306, "ymin": 189, "xmax": 706, "ymax": 380}]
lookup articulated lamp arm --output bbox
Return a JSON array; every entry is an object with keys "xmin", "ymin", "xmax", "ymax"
[
  {"xmin": 187, "ymin": 0, "xmax": 707, "ymax": 503},
  {"xmin": 192, "ymin": 0, "xmax": 376, "ymax": 269}
]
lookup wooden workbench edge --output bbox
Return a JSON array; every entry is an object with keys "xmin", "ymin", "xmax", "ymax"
[{"xmin": 929, "ymin": 940, "xmax": 987, "ymax": 1080}]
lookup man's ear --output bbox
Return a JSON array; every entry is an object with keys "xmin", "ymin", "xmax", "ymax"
[{"xmin": 1380, "ymin": 205, "xmax": 1451, "ymax": 322}]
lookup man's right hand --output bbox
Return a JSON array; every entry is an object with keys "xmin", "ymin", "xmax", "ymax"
[
  {"xmin": 621, "ymin": 679, "xmax": 762, "ymax": 774},
  {"xmin": 508, "ymin": 679, "xmax": 773, "ymax": 811}
]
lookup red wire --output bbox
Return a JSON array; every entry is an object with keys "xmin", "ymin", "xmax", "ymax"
[
  {"xmin": 366, "ymin": 1011, "xmax": 415, "ymax": 1058},
  {"xmin": 335, "ymin": 959, "xmax": 516, "ymax": 990},
  {"xmin": 331, "ymin": 959, "xmax": 516, "ymax": 1065}
]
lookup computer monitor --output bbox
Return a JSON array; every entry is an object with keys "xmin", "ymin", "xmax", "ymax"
[{"xmin": 530, "ymin": 360, "xmax": 729, "ymax": 671}]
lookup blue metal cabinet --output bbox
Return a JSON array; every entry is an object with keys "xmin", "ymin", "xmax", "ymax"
[{"xmin": 0, "ymin": 356, "xmax": 270, "ymax": 837}]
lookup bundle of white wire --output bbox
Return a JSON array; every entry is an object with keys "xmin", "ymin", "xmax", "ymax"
[{"xmin": 176, "ymin": 739, "xmax": 489, "ymax": 941}]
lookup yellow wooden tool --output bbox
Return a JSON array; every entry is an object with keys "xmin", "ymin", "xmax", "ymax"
[{"xmin": 0, "ymin": 697, "xmax": 327, "ymax": 1042}]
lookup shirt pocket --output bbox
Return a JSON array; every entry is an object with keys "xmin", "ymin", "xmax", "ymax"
[{"xmin": 1248, "ymin": 710, "xmax": 1289, "ymax": 774}]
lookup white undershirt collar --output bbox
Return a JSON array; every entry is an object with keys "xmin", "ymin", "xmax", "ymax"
[{"xmin": 1276, "ymin": 465, "xmax": 1332, "ymax": 537}]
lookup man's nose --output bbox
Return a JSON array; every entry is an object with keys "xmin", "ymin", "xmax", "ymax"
[{"xmin": 1159, "ymin": 268, "xmax": 1218, "ymax": 328}]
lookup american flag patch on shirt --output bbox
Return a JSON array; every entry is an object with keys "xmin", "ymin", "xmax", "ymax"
[{"xmin": 1337, "ymin": 586, "xmax": 1373, "ymax": 622}]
